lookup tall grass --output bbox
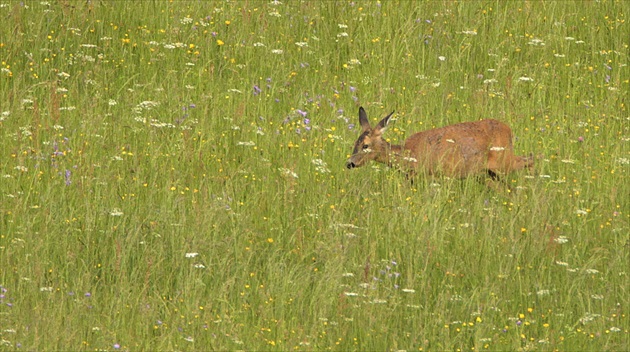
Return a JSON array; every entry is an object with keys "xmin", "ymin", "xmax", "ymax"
[{"xmin": 1, "ymin": 0, "xmax": 628, "ymax": 350}]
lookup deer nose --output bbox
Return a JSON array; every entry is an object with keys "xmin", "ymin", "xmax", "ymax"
[{"xmin": 346, "ymin": 161, "xmax": 356, "ymax": 169}]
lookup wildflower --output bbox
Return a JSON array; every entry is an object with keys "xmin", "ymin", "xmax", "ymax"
[
  {"xmin": 553, "ymin": 236, "xmax": 569, "ymax": 244},
  {"xmin": 237, "ymin": 141, "xmax": 255, "ymax": 146},
  {"xmin": 64, "ymin": 169, "xmax": 71, "ymax": 186},
  {"xmin": 216, "ymin": 39, "xmax": 224, "ymax": 46},
  {"xmin": 185, "ymin": 252, "xmax": 199, "ymax": 258},
  {"xmin": 253, "ymin": 85, "xmax": 261, "ymax": 95},
  {"xmin": 113, "ymin": 344, "xmax": 120, "ymax": 349}
]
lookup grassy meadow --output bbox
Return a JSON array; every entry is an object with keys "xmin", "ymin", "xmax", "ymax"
[{"xmin": 1, "ymin": 0, "xmax": 629, "ymax": 350}]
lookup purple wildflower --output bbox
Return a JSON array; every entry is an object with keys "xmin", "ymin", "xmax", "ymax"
[
  {"xmin": 296, "ymin": 109, "xmax": 307, "ymax": 117},
  {"xmin": 65, "ymin": 169, "xmax": 71, "ymax": 186},
  {"xmin": 253, "ymin": 85, "xmax": 261, "ymax": 95}
]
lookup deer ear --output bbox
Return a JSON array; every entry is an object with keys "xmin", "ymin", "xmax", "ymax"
[
  {"xmin": 375, "ymin": 111, "xmax": 395, "ymax": 132},
  {"xmin": 358, "ymin": 107, "xmax": 371, "ymax": 131}
]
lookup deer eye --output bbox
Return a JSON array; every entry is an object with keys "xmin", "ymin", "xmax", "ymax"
[{"xmin": 362, "ymin": 144, "xmax": 369, "ymax": 150}]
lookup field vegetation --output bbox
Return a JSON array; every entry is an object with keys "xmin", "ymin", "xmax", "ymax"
[{"xmin": 0, "ymin": 0, "xmax": 628, "ymax": 350}]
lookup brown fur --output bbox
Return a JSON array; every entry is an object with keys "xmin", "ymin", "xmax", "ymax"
[{"xmin": 346, "ymin": 107, "xmax": 533, "ymax": 179}]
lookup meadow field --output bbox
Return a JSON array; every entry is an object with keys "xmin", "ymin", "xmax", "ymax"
[{"xmin": 0, "ymin": 0, "xmax": 628, "ymax": 350}]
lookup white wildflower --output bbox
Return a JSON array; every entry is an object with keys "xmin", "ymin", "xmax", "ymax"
[
  {"xmin": 137, "ymin": 101, "xmax": 159, "ymax": 110},
  {"xmin": 109, "ymin": 208, "xmax": 123, "ymax": 216},
  {"xmin": 553, "ymin": 236, "xmax": 569, "ymax": 244},
  {"xmin": 278, "ymin": 168, "xmax": 298, "ymax": 178},
  {"xmin": 271, "ymin": 49, "xmax": 284, "ymax": 54},
  {"xmin": 518, "ymin": 76, "xmax": 534, "ymax": 82},
  {"xmin": 528, "ymin": 38, "xmax": 545, "ymax": 46},
  {"xmin": 185, "ymin": 252, "xmax": 199, "ymax": 258}
]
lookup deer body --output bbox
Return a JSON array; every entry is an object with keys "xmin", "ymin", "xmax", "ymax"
[{"xmin": 346, "ymin": 107, "xmax": 533, "ymax": 179}]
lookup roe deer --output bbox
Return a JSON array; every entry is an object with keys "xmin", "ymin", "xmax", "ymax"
[{"xmin": 346, "ymin": 107, "xmax": 533, "ymax": 180}]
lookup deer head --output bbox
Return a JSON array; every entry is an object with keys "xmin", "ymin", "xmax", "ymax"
[{"xmin": 346, "ymin": 107, "xmax": 396, "ymax": 169}]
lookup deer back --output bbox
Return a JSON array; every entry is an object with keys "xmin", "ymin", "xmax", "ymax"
[{"xmin": 403, "ymin": 119, "xmax": 514, "ymax": 177}]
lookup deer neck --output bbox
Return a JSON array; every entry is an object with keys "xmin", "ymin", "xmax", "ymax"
[{"xmin": 377, "ymin": 143, "xmax": 405, "ymax": 167}]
